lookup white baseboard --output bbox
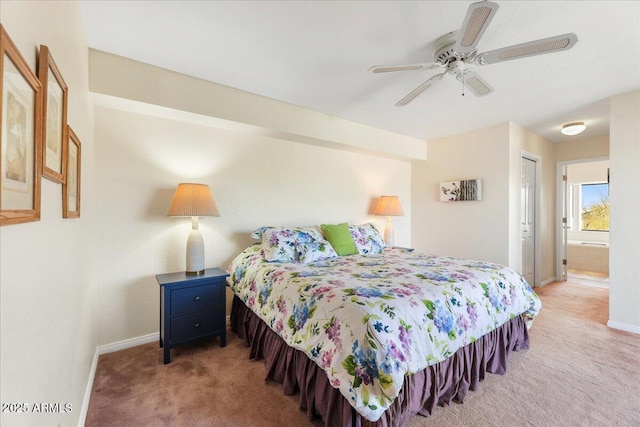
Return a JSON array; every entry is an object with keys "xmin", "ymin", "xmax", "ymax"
[
  {"xmin": 77, "ymin": 333, "xmax": 158, "ymax": 426},
  {"xmin": 77, "ymin": 347, "xmax": 100, "ymax": 427},
  {"xmin": 607, "ymin": 320, "xmax": 640, "ymax": 335},
  {"xmin": 97, "ymin": 332, "xmax": 159, "ymax": 355},
  {"xmin": 78, "ymin": 325, "xmax": 234, "ymax": 426},
  {"xmin": 538, "ymin": 277, "xmax": 556, "ymax": 287}
]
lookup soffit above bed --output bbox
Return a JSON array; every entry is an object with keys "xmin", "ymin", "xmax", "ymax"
[{"xmin": 89, "ymin": 50, "xmax": 427, "ymax": 162}]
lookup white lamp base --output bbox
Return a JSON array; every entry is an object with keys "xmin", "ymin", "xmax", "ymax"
[
  {"xmin": 186, "ymin": 217, "xmax": 205, "ymax": 275},
  {"xmin": 384, "ymin": 217, "xmax": 395, "ymax": 248}
]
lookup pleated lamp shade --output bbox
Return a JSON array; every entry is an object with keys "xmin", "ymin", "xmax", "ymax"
[
  {"xmin": 167, "ymin": 183, "xmax": 219, "ymax": 217},
  {"xmin": 167, "ymin": 183, "xmax": 219, "ymax": 275},
  {"xmin": 374, "ymin": 196, "xmax": 404, "ymax": 216}
]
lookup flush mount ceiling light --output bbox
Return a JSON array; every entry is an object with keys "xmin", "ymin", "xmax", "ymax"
[{"xmin": 561, "ymin": 121, "xmax": 586, "ymax": 136}]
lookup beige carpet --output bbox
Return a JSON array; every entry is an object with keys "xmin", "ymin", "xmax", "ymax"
[
  {"xmin": 407, "ymin": 281, "xmax": 640, "ymax": 427},
  {"xmin": 86, "ymin": 281, "xmax": 640, "ymax": 426}
]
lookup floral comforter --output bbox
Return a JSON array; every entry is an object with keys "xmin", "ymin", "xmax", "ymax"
[{"xmin": 227, "ymin": 245, "xmax": 542, "ymax": 422}]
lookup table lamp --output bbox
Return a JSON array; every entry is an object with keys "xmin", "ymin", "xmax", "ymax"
[
  {"xmin": 167, "ymin": 183, "xmax": 219, "ymax": 275},
  {"xmin": 374, "ymin": 195, "xmax": 403, "ymax": 247}
]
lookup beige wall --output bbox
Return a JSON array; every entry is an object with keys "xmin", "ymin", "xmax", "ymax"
[
  {"xmin": 567, "ymin": 161, "xmax": 609, "ymax": 183},
  {"xmin": 609, "ymin": 90, "xmax": 640, "ymax": 333},
  {"xmin": 555, "ymin": 135, "xmax": 609, "ymax": 162},
  {"xmin": 411, "ymin": 122, "xmax": 557, "ymax": 286},
  {"xmin": 94, "ymin": 102, "xmax": 412, "ymax": 345},
  {"xmin": 88, "ymin": 53, "xmax": 421, "ymax": 347},
  {"xmin": 0, "ymin": 2, "xmax": 96, "ymax": 426},
  {"xmin": 411, "ymin": 123, "xmax": 511, "ymax": 265}
]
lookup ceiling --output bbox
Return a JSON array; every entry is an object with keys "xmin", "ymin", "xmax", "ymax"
[{"xmin": 79, "ymin": 1, "xmax": 640, "ymax": 143}]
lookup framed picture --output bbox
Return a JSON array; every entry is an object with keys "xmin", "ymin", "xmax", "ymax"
[
  {"xmin": 440, "ymin": 179, "xmax": 482, "ymax": 201},
  {"xmin": 0, "ymin": 25, "xmax": 43, "ymax": 226},
  {"xmin": 38, "ymin": 45, "xmax": 68, "ymax": 183},
  {"xmin": 63, "ymin": 125, "xmax": 81, "ymax": 218}
]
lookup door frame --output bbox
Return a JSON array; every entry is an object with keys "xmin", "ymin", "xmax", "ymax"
[
  {"xmin": 521, "ymin": 151, "xmax": 541, "ymax": 287},
  {"xmin": 555, "ymin": 156, "xmax": 609, "ymax": 281}
]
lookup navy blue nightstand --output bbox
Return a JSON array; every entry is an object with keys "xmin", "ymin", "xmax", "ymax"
[{"xmin": 156, "ymin": 267, "xmax": 229, "ymax": 364}]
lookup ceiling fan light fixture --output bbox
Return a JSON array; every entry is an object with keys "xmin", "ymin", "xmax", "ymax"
[{"xmin": 561, "ymin": 121, "xmax": 586, "ymax": 136}]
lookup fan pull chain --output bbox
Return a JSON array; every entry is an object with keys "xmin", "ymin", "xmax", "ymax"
[{"xmin": 461, "ymin": 63, "xmax": 465, "ymax": 96}]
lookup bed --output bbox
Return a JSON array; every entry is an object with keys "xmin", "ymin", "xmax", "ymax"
[{"xmin": 227, "ymin": 224, "xmax": 541, "ymax": 426}]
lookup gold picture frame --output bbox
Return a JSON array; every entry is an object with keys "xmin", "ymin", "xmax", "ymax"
[
  {"xmin": 63, "ymin": 125, "xmax": 81, "ymax": 218},
  {"xmin": 38, "ymin": 45, "xmax": 68, "ymax": 183},
  {"xmin": 0, "ymin": 25, "xmax": 43, "ymax": 226}
]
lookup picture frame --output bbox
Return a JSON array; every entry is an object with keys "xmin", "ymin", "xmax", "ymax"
[
  {"xmin": 63, "ymin": 125, "xmax": 81, "ymax": 218},
  {"xmin": 440, "ymin": 179, "xmax": 482, "ymax": 201},
  {"xmin": 38, "ymin": 45, "xmax": 68, "ymax": 183},
  {"xmin": 0, "ymin": 25, "xmax": 43, "ymax": 226}
]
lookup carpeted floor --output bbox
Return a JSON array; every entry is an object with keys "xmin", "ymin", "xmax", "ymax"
[{"xmin": 86, "ymin": 281, "xmax": 640, "ymax": 426}]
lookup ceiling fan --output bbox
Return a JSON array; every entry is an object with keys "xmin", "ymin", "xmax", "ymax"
[{"xmin": 369, "ymin": 0, "xmax": 578, "ymax": 106}]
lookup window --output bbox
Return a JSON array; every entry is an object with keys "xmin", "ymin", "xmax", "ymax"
[{"xmin": 581, "ymin": 183, "xmax": 609, "ymax": 231}]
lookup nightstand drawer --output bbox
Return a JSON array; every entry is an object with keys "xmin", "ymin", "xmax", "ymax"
[
  {"xmin": 170, "ymin": 310, "xmax": 223, "ymax": 344},
  {"xmin": 171, "ymin": 284, "xmax": 223, "ymax": 316}
]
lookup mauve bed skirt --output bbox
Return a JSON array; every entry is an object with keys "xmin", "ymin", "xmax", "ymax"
[{"xmin": 230, "ymin": 295, "xmax": 530, "ymax": 427}]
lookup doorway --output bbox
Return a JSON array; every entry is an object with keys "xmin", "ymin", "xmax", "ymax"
[{"xmin": 557, "ymin": 158, "xmax": 610, "ymax": 288}]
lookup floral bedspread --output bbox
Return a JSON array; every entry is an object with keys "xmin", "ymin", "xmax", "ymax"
[{"xmin": 227, "ymin": 245, "xmax": 542, "ymax": 422}]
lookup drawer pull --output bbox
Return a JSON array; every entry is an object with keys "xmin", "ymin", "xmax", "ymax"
[
  {"xmin": 194, "ymin": 322, "xmax": 201, "ymax": 328},
  {"xmin": 194, "ymin": 296, "xmax": 201, "ymax": 301}
]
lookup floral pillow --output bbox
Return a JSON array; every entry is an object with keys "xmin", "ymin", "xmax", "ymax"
[
  {"xmin": 250, "ymin": 226, "xmax": 271, "ymax": 240},
  {"xmin": 251, "ymin": 225, "xmax": 322, "ymax": 241},
  {"xmin": 349, "ymin": 223, "xmax": 386, "ymax": 255},
  {"xmin": 260, "ymin": 227, "xmax": 324, "ymax": 262},
  {"xmin": 296, "ymin": 239, "xmax": 339, "ymax": 263}
]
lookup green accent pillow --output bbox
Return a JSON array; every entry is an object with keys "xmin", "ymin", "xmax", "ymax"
[{"xmin": 321, "ymin": 223, "xmax": 359, "ymax": 256}]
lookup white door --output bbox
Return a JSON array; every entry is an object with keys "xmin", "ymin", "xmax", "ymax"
[{"xmin": 521, "ymin": 157, "xmax": 536, "ymax": 286}]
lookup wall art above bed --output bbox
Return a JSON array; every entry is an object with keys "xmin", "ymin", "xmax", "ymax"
[{"xmin": 440, "ymin": 179, "xmax": 482, "ymax": 201}]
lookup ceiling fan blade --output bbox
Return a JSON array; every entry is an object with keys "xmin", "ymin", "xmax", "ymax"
[
  {"xmin": 454, "ymin": 1, "xmax": 500, "ymax": 54},
  {"xmin": 475, "ymin": 33, "xmax": 578, "ymax": 65},
  {"xmin": 457, "ymin": 69, "xmax": 494, "ymax": 97},
  {"xmin": 369, "ymin": 63, "xmax": 435, "ymax": 73},
  {"xmin": 395, "ymin": 73, "xmax": 445, "ymax": 107}
]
